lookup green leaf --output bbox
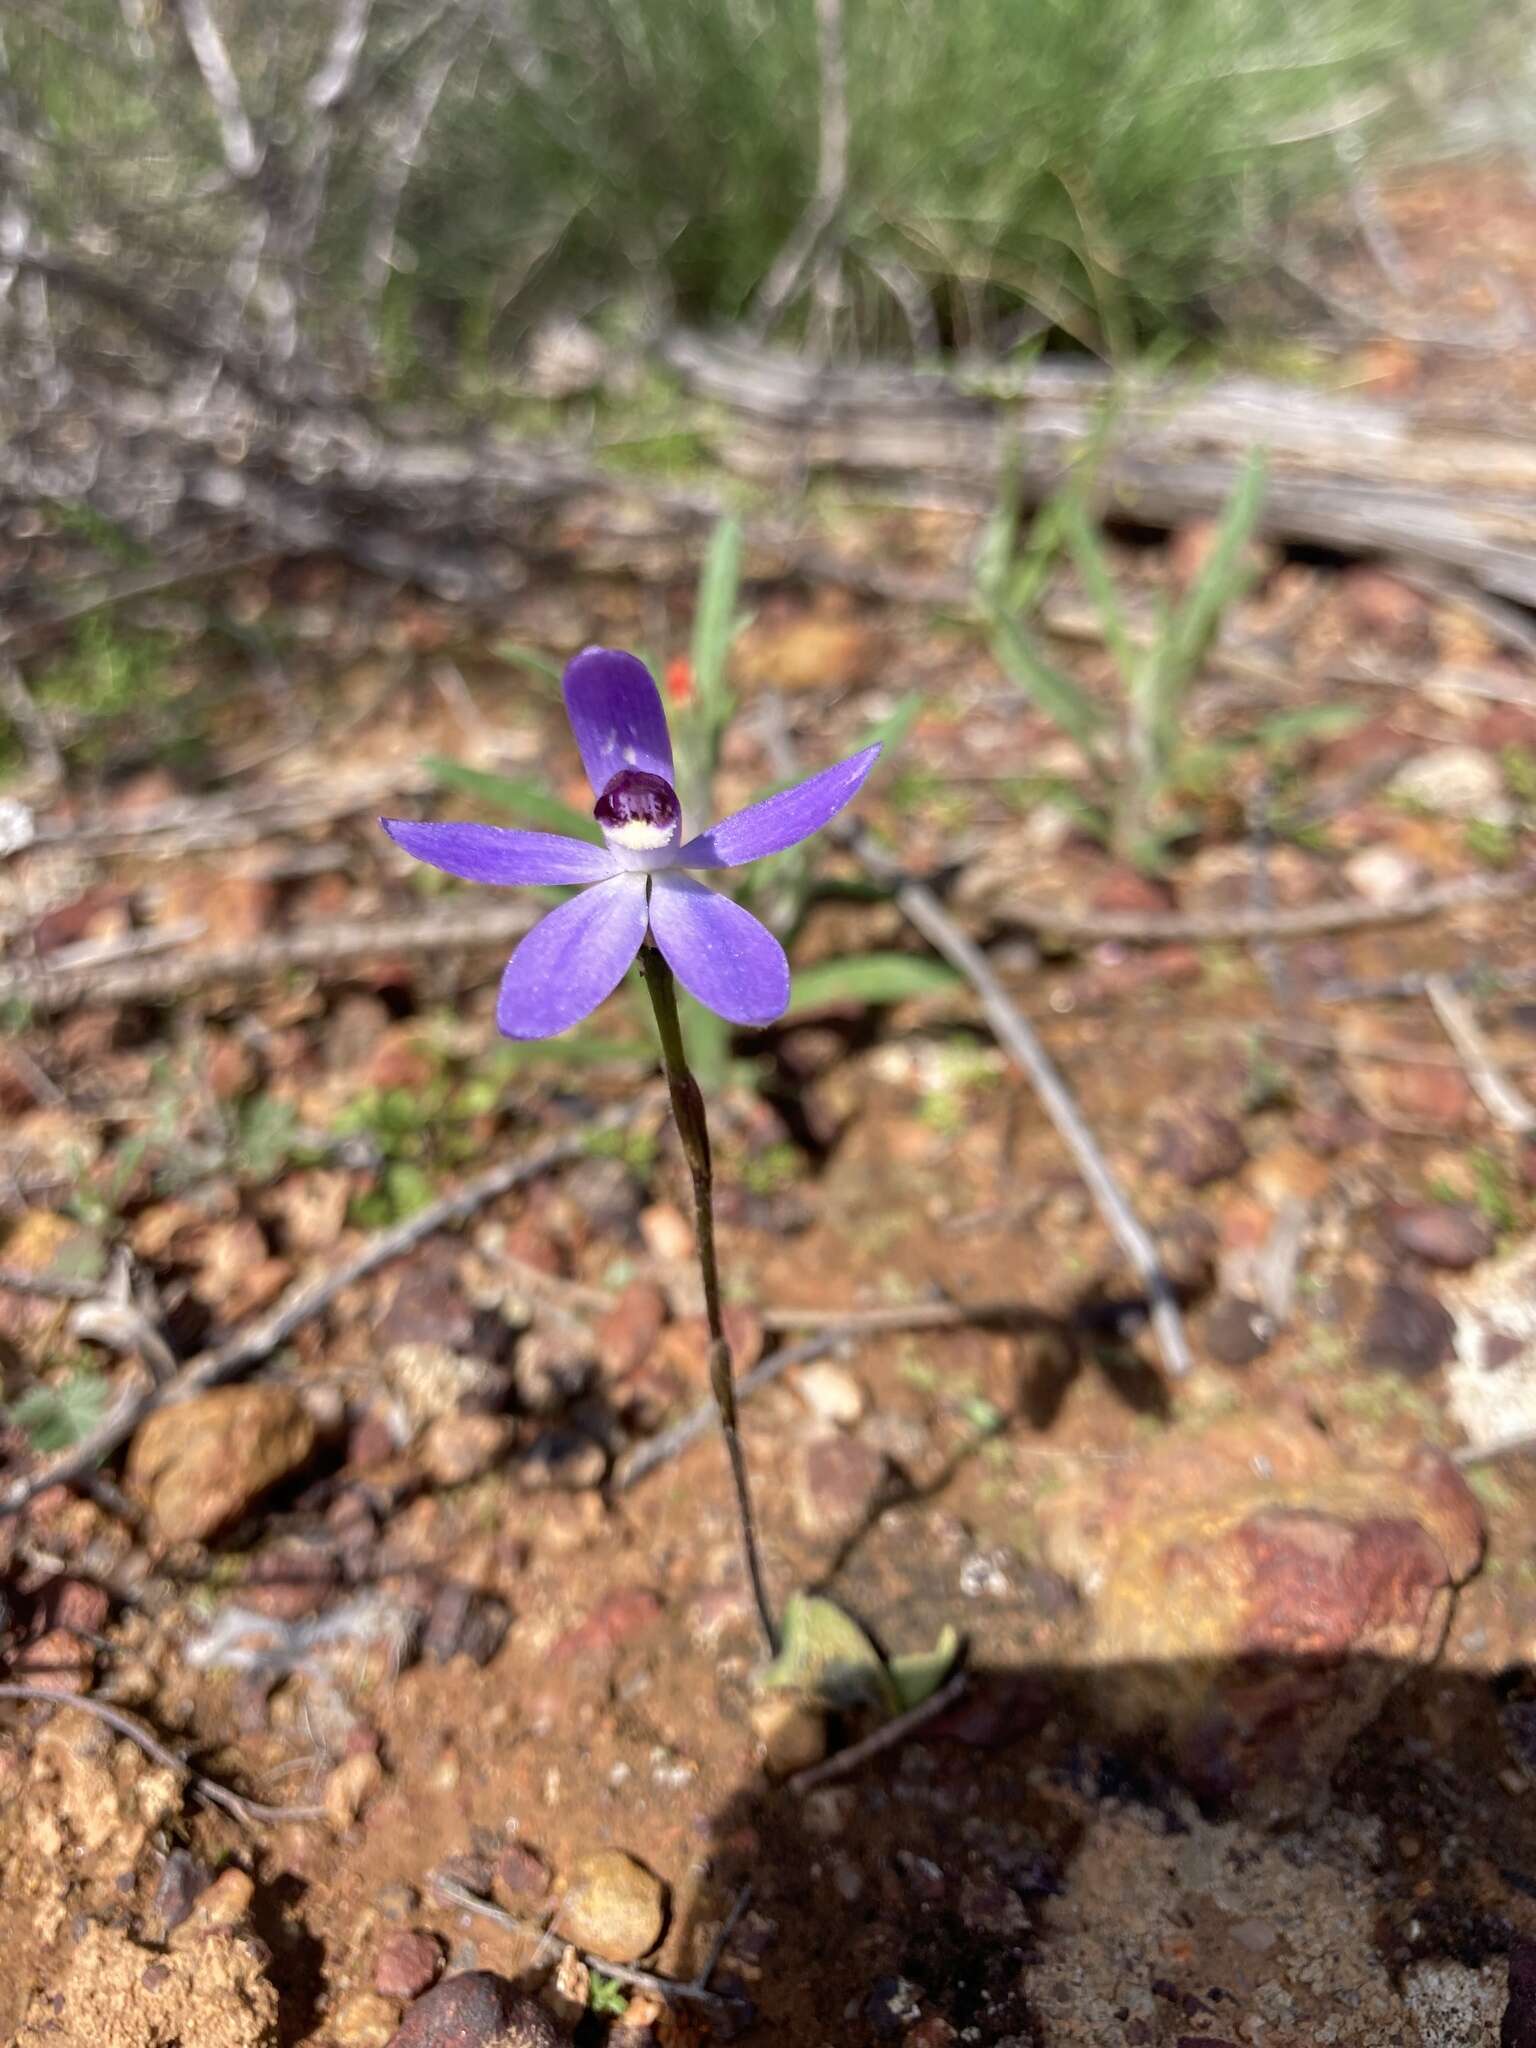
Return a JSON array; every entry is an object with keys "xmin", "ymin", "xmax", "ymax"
[
  {"xmin": 490, "ymin": 643, "xmax": 564, "ymax": 688},
  {"xmin": 1142, "ymin": 449, "xmax": 1268, "ymax": 763},
  {"xmin": 758, "ymin": 1594, "xmax": 899, "ymax": 1714},
  {"xmin": 786, "ymin": 953, "xmax": 961, "ymax": 1015},
  {"xmin": 887, "ymin": 1625, "xmax": 961, "ymax": 1712},
  {"xmin": 1060, "ymin": 491, "xmax": 1138, "ymax": 693},
  {"xmin": 10, "ymin": 1369, "xmax": 111, "ymax": 1454},
  {"xmin": 586, "ymin": 1972, "xmax": 630, "ymax": 2018},
  {"xmin": 985, "ymin": 603, "xmax": 1103, "ymax": 755},
  {"xmin": 691, "ymin": 515, "xmax": 745, "ymax": 731},
  {"xmin": 425, "ymin": 757, "xmax": 602, "ymax": 841}
]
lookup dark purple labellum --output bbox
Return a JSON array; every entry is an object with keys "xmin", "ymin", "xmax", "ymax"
[{"xmin": 594, "ymin": 768, "xmax": 681, "ymax": 848}]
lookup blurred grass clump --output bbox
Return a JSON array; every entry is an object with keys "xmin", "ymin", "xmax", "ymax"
[
  {"xmin": 385, "ymin": 0, "xmax": 1500, "ymax": 354},
  {"xmin": 8, "ymin": 0, "xmax": 1513, "ymax": 372}
]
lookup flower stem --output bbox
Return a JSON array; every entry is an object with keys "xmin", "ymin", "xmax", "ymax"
[{"xmin": 638, "ymin": 943, "xmax": 779, "ymax": 1657}]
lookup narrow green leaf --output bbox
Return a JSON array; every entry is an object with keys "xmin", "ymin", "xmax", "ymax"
[
  {"xmin": 787, "ymin": 953, "xmax": 961, "ymax": 1015},
  {"xmin": 1145, "ymin": 450, "xmax": 1268, "ymax": 759},
  {"xmin": 1060, "ymin": 491, "xmax": 1138, "ymax": 693},
  {"xmin": 986, "ymin": 604, "xmax": 1103, "ymax": 754},
  {"xmin": 425, "ymin": 756, "xmax": 603, "ymax": 841},
  {"xmin": 490, "ymin": 643, "xmax": 564, "ymax": 688},
  {"xmin": 691, "ymin": 515, "xmax": 745, "ymax": 728}
]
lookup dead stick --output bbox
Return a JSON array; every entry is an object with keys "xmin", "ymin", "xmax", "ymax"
[
  {"xmin": 0, "ymin": 1683, "xmax": 324, "ymax": 1826},
  {"xmin": 0, "ymin": 1115, "xmax": 639, "ymax": 1514},
  {"xmin": 1425, "ymin": 972, "xmax": 1536, "ymax": 1134},
  {"xmin": 616, "ymin": 1334, "xmax": 843, "ymax": 1492},
  {"xmin": 430, "ymin": 1877, "xmax": 750, "ymax": 2018},
  {"xmin": 787, "ymin": 1670, "xmax": 970, "ymax": 1794},
  {"xmin": 853, "ymin": 826, "xmax": 1193, "ymax": 1378}
]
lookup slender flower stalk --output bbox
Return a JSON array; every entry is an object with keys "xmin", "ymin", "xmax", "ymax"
[
  {"xmin": 639, "ymin": 942, "xmax": 778, "ymax": 1654},
  {"xmin": 381, "ymin": 646, "xmax": 880, "ymax": 1659}
]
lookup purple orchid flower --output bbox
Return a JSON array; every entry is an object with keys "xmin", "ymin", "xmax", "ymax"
[{"xmin": 382, "ymin": 647, "xmax": 880, "ymax": 1039}]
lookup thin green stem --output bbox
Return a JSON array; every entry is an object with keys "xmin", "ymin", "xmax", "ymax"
[{"xmin": 638, "ymin": 942, "xmax": 779, "ymax": 1657}]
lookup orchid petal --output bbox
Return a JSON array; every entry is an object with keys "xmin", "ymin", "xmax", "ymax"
[
  {"xmin": 676, "ymin": 745, "xmax": 881, "ymax": 870},
  {"xmin": 382, "ymin": 818, "xmax": 619, "ymax": 886},
  {"xmin": 495, "ymin": 873, "xmax": 648, "ymax": 1039},
  {"xmin": 562, "ymin": 647, "xmax": 674, "ymax": 795},
  {"xmin": 648, "ymin": 871, "xmax": 790, "ymax": 1027}
]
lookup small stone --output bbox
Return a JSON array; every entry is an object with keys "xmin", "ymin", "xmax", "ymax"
[
  {"xmin": 419, "ymin": 1413, "xmax": 515, "ymax": 1489},
  {"xmin": 905, "ymin": 2022, "xmax": 958, "ymax": 2048},
  {"xmin": 376, "ymin": 1247, "xmax": 478, "ymax": 1352},
  {"xmin": 1364, "ymin": 1281, "xmax": 1456, "ymax": 1377},
  {"xmin": 1150, "ymin": 1108, "xmax": 1247, "ymax": 1189},
  {"xmin": 493, "ymin": 1842, "xmax": 550, "ymax": 1907},
  {"xmin": 386, "ymin": 1970, "xmax": 566, "ymax": 2048},
  {"xmin": 241, "ymin": 1539, "xmax": 339, "ymax": 1620},
  {"xmin": 375, "ymin": 1930, "xmax": 444, "ymax": 2002},
  {"xmin": 422, "ymin": 1585, "xmax": 510, "ymax": 1668},
  {"xmin": 594, "ymin": 1283, "xmax": 668, "ymax": 1379},
  {"xmin": 1344, "ymin": 846, "xmax": 1424, "ymax": 906},
  {"xmin": 1391, "ymin": 746, "xmax": 1512, "ymax": 822},
  {"xmin": 325, "ymin": 1750, "xmax": 383, "ymax": 1829},
  {"xmin": 639, "ymin": 1204, "xmax": 693, "ymax": 1264},
  {"xmin": 863, "ymin": 1976, "xmax": 924, "ymax": 2039},
  {"xmin": 793, "ymin": 1435, "xmax": 892, "ymax": 1543},
  {"xmin": 153, "ymin": 1849, "xmax": 210, "ymax": 1932},
  {"xmin": 794, "ymin": 1362, "xmax": 866, "ymax": 1427},
  {"xmin": 560, "ymin": 1850, "xmax": 666, "ymax": 1963},
  {"xmin": 1204, "ymin": 1295, "xmax": 1275, "ymax": 1368},
  {"xmin": 167, "ymin": 1866, "xmax": 254, "ymax": 1943},
  {"xmin": 127, "ymin": 1385, "xmax": 316, "ymax": 1544},
  {"xmin": 1339, "ymin": 566, "xmax": 1427, "ymax": 644},
  {"xmin": 20, "ymin": 1627, "xmax": 93, "ymax": 1693},
  {"xmin": 512, "ymin": 1328, "xmax": 594, "ymax": 1415},
  {"xmin": 335, "ymin": 1991, "xmax": 400, "ymax": 2047},
  {"xmin": 957, "ymin": 1872, "xmax": 1029, "ymax": 1939},
  {"xmin": 1246, "ymin": 1142, "xmax": 1332, "ymax": 1209},
  {"xmin": 385, "ymin": 1344, "xmax": 501, "ymax": 1433},
  {"xmin": 1390, "ymin": 1204, "xmax": 1494, "ymax": 1271},
  {"xmin": 749, "ymin": 1693, "xmax": 828, "ymax": 1777}
]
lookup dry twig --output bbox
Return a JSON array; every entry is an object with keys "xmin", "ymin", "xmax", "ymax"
[
  {"xmin": 852, "ymin": 825, "xmax": 1193, "ymax": 1378},
  {"xmin": 787, "ymin": 1669, "xmax": 970, "ymax": 1794},
  {"xmin": 0, "ymin": 1682, "xmax": 324, "ymax": 1827},
  {"xmin": 1425, "ymin": 972, "xmax": 1536, "ymax": 1135},
  {"xmin": 0, "ymin": 1115, "xmax": 641, "ymax": 1514},
  {"xmin": 430, "ymin": 1876, "xmax": 751, "ymax": 2019}
]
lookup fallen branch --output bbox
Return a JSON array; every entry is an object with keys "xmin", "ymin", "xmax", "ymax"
[
  {"xmin": 0, "ymin": 895, "xmax": 539, "ymax": 1011},
  {"xmin": 0, "ymin": 1114, "xmax": 640, "ymax": 1515},
  {"xmin": 665, "ymin": 328, "xmax": 1536, "ymax": 610},
  {"xmin": 0, "ymin": 1682, "xmax": 324, "ymax": 1827},
  {"xmin": 1008, "ymin": 863, "xmax": 1536, "ymax": 947}
]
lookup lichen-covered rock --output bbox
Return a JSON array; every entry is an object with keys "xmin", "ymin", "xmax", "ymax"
[
  {"xmin": 1037, "ymin": 1415, "xmax": 1483, "ymax": 1812},
  {"xmin": 127, "ymin": 1385, "xmax": 315, "ymax": 1543}
]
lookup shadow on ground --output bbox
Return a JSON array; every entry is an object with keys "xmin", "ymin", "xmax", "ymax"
[{"xmin": 672, "ymin": 1650, "xmax": 1536, "ymax": 2046}]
